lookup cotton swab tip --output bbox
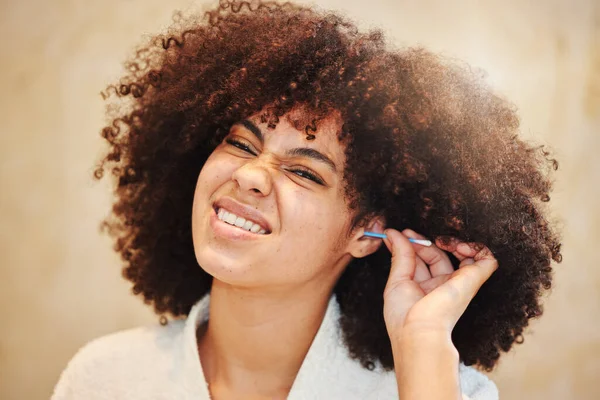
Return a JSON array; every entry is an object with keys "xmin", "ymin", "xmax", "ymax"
[
  {"xmin": 408, "ymin": 238, "xmax": 432, "ymax": 246},
  {"xmin": 363, "ymin": 231, "xmax": 432, "ymax": 247}
]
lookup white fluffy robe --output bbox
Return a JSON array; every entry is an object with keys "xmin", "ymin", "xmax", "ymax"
[{"xmin": 52, "ymin": 293, "xmax": 498, "ymax": 399}]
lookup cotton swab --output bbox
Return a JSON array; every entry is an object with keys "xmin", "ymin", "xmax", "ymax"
[{"xmin": 363, "ymin": 231, "xmax": 432, "ymax": 247}]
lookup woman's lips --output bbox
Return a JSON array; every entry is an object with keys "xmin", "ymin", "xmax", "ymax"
[
  {"xmin": 212, "ymin": 197, "xmax": 272, "ymax": 233},
  {"xmin": 215, "ymin": 207, "xmax": 267, "ymax": 234},
  {"xmin": 209, "ymin": 207, "xmax": 268, "ymax": 240}
]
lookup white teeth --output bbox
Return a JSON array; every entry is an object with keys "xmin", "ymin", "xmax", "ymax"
[
  {"xmin": 216, "ymin": 208, "xmax": 267, "ymax": 234},
  {"xmin": 225, "ymin": 212, "xmax": 237, "ymax": 225},
  {"xmin": 234, "ymin": 216, "xmax": 245, "ymax": 227},
  {"xmin": 250, "ymin": 224, "xmax": 261, "ymax": 233}
]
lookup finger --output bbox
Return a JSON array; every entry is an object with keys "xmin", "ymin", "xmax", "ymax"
[
  {"xmin": 472, "ymin": 245, "xmax": 499, "ymax": 275},
  {"xmin": 455, "ymin": 243, "xmax": 485, "ymax": 268},
  {"xmin": 403, "ymin": 229, "xmax": 454, "ymax": 277},
  {"xmin": 435, "ymin": 237, "xmax": 467, "ymax": 262},
  {"xmin": 382, "ymin": 229, "xmax": 417, "ymax": 284},
  {"xmin": 420, "ymin": 274, "xmax": 452, "ymax": 295},
  {"xmin": 400, "ymin": 229, "xmax": 430, "ymax": 282},
  {"xmin": 382, "ymin": 229, "xmax": 425, "ymax": 332},
  {"xmin": 459, "ymin": 258, "xmax": 475, "ymax": 268},
  {"xmin": 435, "ymin": 238, "xmax": 480, "ymax": 263},
  {"xmin": 445, "ymin": 246, "xmax": 499, "ymax": 316},
  {"xmin": 414, "ymin": 255, "xmax": 432, "ymax": 283}
]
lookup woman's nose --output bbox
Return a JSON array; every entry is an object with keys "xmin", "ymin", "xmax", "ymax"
[{"xmin": 231, "ymin": 159, "xmax": 273, "ymax": 196}]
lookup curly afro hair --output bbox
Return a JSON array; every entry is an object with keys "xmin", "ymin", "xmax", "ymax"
[{"xmin": 95, "ymin": 0, "xmax": 563, "ymax": 372}]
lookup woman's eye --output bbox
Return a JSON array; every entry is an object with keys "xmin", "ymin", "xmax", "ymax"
[
  {"xmin": 224, "ymin": 138, "xmax": 324, "ymax": 185},
  {"xmin": 225, "ymin": 138, "xmax": 256, "ymax": 155},
  {"xmin": 289, "ymin": 168, "xmax": 325, "ymax": 185}
]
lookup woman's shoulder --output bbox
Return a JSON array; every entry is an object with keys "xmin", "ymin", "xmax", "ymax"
[
  {"xmin": 51, "ymin": 320, "xmax": 189, "ymax": 400},
  {"xmin": 62, "ymin": 319, "xmax": 187, "ymax": 368},
  {"xmin": 81, "ymin": 319, "xmax": 185, "ymax": 353}
]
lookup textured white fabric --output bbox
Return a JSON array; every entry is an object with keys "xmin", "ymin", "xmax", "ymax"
[{"xmin": 52, "ymin": 293, "xmax": 498, "ymax": 399}]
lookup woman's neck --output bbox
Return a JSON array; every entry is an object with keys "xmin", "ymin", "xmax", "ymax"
[{"xmin": 196, "ymin": 279, "xmax": 333, "ymax": 398}]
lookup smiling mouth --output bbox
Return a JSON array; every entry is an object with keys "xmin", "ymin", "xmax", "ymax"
[{"xmin": 215, "ymin": 207, "xmax": 270, "ymax": 235}]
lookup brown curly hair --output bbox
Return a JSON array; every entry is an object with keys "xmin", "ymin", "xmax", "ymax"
[{"xmin": 95, "ymin": 0, "xmax": 563, "ymax": 372}]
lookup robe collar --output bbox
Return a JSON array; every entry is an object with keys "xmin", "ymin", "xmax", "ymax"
[{"xmin": 180, "ymin": 291, "xmax": 395, "ymax": 399}]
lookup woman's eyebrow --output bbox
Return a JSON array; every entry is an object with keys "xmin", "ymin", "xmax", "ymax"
[
  {"xmin": 235, "ymin": 119, "xmax": 337, "ymax": 173},
  {"xmin": 239, "ymin": 120, "xmax": 264, "ymax": 142},
  {"xmin": 286, "ymin": 147, "xmax": 337, "ymax": 173}
]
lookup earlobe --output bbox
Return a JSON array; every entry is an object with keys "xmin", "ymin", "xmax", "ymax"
[{"xmin": 348, "ymin": 216, "xmax": 386, "ymax": 259}]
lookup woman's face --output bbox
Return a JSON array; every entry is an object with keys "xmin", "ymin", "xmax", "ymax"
[{"xmin": 191, "ymin": 108, "xmax": 373, "ymax": 290}]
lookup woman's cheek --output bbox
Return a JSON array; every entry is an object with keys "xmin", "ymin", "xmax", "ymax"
[
  {"xmin": 200, "ymin": 153, "xmax": 238, "ymax": 186},
  {"xmin": 299, "ymin": 199, "xmax": 332, "ymax": 241}
]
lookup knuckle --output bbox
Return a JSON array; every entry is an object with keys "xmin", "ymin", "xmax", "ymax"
[{"xmin": 491, "ymin": 258, "xmax": 499, "ymax": 270}]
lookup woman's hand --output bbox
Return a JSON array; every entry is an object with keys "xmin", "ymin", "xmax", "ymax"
[
  {"xmin": 382, "ymin": 228, "xmax": 499, "ymax": 342},
  {"xmin": 382, "ymin": 228, "xmax": 498, "ymax": 399}
]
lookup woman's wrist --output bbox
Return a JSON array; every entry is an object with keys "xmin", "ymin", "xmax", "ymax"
[{"xmin": 392, "ymin": 330, "xmax": 462, "ymax": 400}]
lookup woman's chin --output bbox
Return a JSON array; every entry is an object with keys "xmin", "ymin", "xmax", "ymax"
[{"xmin": 195, "ymin": 250, "xmax": 263, "ymax": 284}]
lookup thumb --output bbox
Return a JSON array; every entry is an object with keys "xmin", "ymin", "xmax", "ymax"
[
  {"xmin": 382, "ymin": 229, "xmax": 422, "ymax": 335},
  {"xmin": 383, "ymin": 229, "xmax": 417, "ymax": 284}
]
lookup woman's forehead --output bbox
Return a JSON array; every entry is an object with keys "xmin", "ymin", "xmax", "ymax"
[
  {"xmin": 241, "ymin": 108, "xmax": 347, "ymax": 170},
  {"xmin": 245, "ymin": 108, "xmax": 344, "ymax": 143}
]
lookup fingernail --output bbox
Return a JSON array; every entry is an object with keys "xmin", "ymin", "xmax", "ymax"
[
  {"xmin": 458, "ymin": 243, "xmax": 472, "ymax": 252},
  {"xmin": 383, "ymin": 229, "xmax": 395, "ymax": 245},
  {"xmin": 402, "ymin": 228, "xmax": 416, "ymax": 237}
]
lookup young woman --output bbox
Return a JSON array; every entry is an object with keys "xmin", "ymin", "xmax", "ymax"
[{"xmin": 52, "ymin": 1, "xmax": 562, "ymax": 399}]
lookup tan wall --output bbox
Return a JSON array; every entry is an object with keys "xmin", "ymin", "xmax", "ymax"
[{"xmin": 1, "ymin": 0, "xmax": 598, "ymax": 399}]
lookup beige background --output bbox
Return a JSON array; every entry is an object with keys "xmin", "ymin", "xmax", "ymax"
[{"xmin": 1, "ymin": 0, "xmax": 598, "ymax": 399}]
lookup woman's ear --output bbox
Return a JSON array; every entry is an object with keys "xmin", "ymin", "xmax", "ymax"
[{"xmin": 346, "ymin": 216, "xmax": 386, "ymax": 259}]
